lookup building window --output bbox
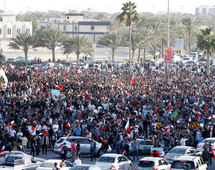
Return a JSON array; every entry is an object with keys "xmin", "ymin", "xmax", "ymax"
[
  {"xmin": 91, "ymin": 26, "xmax": 95, "ymax": 30},
  {"xmin": 0, "ymin": 29, "xmax": 2, "ymax": 35},
  {"xmin": 17, "ymin": 28, "xmax": 21, "ymax": 34},
  {"xmin": 0, "ymin": 17, "xmax": 2, "ymax": 22},
  {"xmin": 26, "ymin": 28, "xmax": 30, "ymax": 33},
  {"xmin": 74, "ymin": 25, "xmax": 78, "ymax": 31},
  {"xmin": 7, "ymin": 28, "xmax": 11, "ymax": 35},
  {"xmin": 67, "ymin": 16, "xmax": 69, "ymax": 19}
]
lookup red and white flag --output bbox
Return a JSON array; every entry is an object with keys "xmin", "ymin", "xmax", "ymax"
[
  {"xmin": 211, "ymin": 114, "xmax": 215, "ymax": 119},
  {"xmin": 131, "ymin": 76, "xmax": 136, "ymax": 84},
  {"xmin": 11, "ymin": 121, "xmax": 15, "ymax": 127},
  {"xmin": 189, "ymin": 117, "xmax": 192, "ymax": 123},
  {"xmin": 125, "ymin": 119, "xmax": 130, "ymax": 133},
  {"xmin": 65, "ymin": 123, "xmax": 70, "ymax": 128},
  {"xmin": 1, "ymin": 146, "xmax": 5, "ymax": 152}
]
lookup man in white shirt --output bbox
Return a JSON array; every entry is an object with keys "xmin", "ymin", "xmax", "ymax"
[{"xmin": 74, "ymin": 156, "xmax": 82, "ymax": 165}]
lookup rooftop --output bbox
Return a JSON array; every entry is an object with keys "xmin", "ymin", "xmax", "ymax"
[{"xmin": 65, "ymin": 13, "xmax": 84, "ymax": 16}]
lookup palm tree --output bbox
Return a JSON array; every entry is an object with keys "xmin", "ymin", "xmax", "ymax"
[
  {"xmin": 182, "ymin": 16, "xmax": 199, "ymax": 52},
  {"xmin": 197, "ymin": 28, "xmax": 215, "ymax": 75},
  {"xmin": 97, "ymin": 30, "xmax": 122, "ymax": 61},
  {"xmin": 9, "ymin": 32, "xmax": 36, "ymax": 66},
  {"xmin": 63, "ymin": 36, "xmax": 94, "ymax": 64},
  {"xmin": 117, "ymin": 1, "xmax": 140, "ymax": 73},
  {"xmin": 0, "ymin": 52, "xmax": 5, "ymax": 66},
  {"xmin": 36, "ymin": 26, "xmax": 68, "ymax": 62}
]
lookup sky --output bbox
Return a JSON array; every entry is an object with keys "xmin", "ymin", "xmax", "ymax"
[{"xmin": 0, "ymin": 0, "xmax": 215, "ymax": 14}]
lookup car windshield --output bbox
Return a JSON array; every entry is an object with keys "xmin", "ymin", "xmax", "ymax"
[
  {"xmin": 98, "ymin": 157, "xmax": 115, "ymax": 163},
  {"xmin": 169, "ymin": 148, "xmax": 186, "ymax": 154},
  {"xmin": 171, "ymin": 161, "xmax": 195, "ymax": 169},
  {"xmin": 56, "ymin": 139, "xmax": 64, "ymax": 144},
  {"xmin": 69, "ymin": 166, "xmax": 90, "ymax": 170},
  {"xmin": 200, "ymin": 139, "xmax": 215, "ymax": 144},
  {"xmin": 138, "ymin": 161, "xmax": 155, "ymax": 167},
  {"xmin": 4, "ymin": 156, "xmax": 23, "ymax": 165},
  {"xmin": 40, "ymin": 162, "xmax": 55, "ymax": 167}
]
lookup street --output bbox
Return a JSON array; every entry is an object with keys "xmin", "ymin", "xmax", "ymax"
[{"xmin": 34, "ymin": 151, "xmax": 215, "ymax": 170}]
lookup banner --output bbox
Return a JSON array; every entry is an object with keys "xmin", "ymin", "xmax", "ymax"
[
  {"xmin": 165, "ymin": 48, "xmax": 172, "ymax": 63},
  {"xmin": 170, "ymin": 110, "xmax": 179, "ymax": 121}
]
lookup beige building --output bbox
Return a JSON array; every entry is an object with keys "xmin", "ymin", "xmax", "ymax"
[
  {"xmin": 39, "ymin": 13, "xmax": 111, "ymax": 43},
  {"xmin": 0, "ymin": 13, "xmax": 32, "ymax": 51}
]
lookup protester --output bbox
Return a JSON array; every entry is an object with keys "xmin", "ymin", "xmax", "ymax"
[
  {"xmin": 71, "ymin": 139, "xmax": 76, "ymax": 162},
  {"xmin": 74, "ymin": 156, "xmax": 82, "ymax": 165}
]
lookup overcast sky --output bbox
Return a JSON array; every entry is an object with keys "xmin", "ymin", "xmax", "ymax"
[{"xmin": 1, "ymin": 0, "xmax": 215, "ymax": 14}]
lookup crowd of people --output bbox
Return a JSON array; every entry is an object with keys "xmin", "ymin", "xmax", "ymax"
[{"xmin": 0, "ymin": 61, "xmax": 215, "ymax": 164}]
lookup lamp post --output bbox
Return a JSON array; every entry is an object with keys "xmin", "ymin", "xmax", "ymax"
[{"xmin": 167, "ymin": 0, "xmax": 170, "ymax": 48}]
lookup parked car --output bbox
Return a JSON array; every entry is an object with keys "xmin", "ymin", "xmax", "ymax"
[
  {"xmin": 164, "ymin": 146, "xmax": 199, "ymax": 163},
  {"xmin": 171, "ymin": 156, "xmax": 207, "ymax": 170},
  {"xmin": 6, "ymin": 58, "xmax": 15, "ymax": 64},
  {"xmin": 16, "ymin": 56, "xmax": 25, "ymax": 63},
  {"xmin": 197, "ymin": 137, "xmax": 215, "ymax": 154},
  {"xmin": 69, "ymin": 164, "xmax": 101, "ymax": 170},
  {"xmin": 36, "ymin": 159, "xmax": 73, "ymax": 170},
  {"xmin": 137, "ymin": 157, "xmax": 171, "ymax": 170},
  {"xmin": 129, "ymin": 139, "xmax": 154, "ymax": 155},
  {"xmin": 0, "ymin": 154, "xmax": 43, "ymax": 170},
  {"xmin": 95, "ymin": 154, "xmax": 132, "ymax": 170},
  {"xmin": 54, "ymin": 136, "xmax": 110, "ymax": 158},
  {"xmin": 198, "ymin": 58, "xmax": 207, "ymax": 64},
  {"xmin": 79, "ymin": 56, "xmax": 94, "ymax": 62}
]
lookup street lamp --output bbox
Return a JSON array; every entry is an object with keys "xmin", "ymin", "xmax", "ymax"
[{"xmin": 167, "ymin": 0, "xmax": 170, "ymax": 48}]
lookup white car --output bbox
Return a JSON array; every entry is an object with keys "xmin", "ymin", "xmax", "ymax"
[
  {"xmin": 171, "ymin": 156, "xmax": 207, "ymax": 170},
  {"xmin": 36, "ymin": 159, "xmax": 73, "ymax": 170},
  {"xmin": 95, "ymin": 154, "xmax": 132, "ymax": 170},
  {"xmin": 54, "ymin": 136, "xmax": 107, "ymax": 158},
  {"xmin": 197, "ymin": 137, "xmax": 215, "ymax": 153},
  {"xmin": 70, "ymin": 164, "xmax": 101, "ymax": 170},
  {"xmin": 0, "ymin": 154, "xmax": 43, "ymax": 170},
  {"xmin": 137, "ymin": 157, "xmax": 171, "ymax": 170},
  {"xmin": 16, "ymin": 56, "xmax": 25, "ymax": 62}
]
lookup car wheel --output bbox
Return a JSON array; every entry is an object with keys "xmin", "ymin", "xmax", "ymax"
[{"xmin": 66, "ymin": 150, "xmax": 72, "ymax": 159}]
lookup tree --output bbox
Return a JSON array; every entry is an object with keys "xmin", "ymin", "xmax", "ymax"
[
  {"xmin": 97, "ymin": 30, "xmax": 122, "ymax": 61},
  {"xmin": 36, "ymin": 26, "xmax": 68, "ymax": 62},
  {"xmin": 9, "ymin": 32, "xmax": 36, "ymax": 66},
  {"xmin": 182, "ymin": 16, "xmax": 199, "ymax": 52},
  {"xmin": 117, "ymin": 1, "xmax": 140, "ymax": 73},
  {"xmin": 197, "ymin": 28, "xmax": 215, "ymax": 75},
  {"xmin": 63, "ymin": 36, "xmax": 94, "ymax": 64}
]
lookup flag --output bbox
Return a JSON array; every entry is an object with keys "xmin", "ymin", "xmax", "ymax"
[
  {"xmin": 134, "ymin": 125, "xmax": 139, "ymax": 129},
  {"xmin": 131, "ymin": 76, "xmax": 136, "ymax": 84},
  {"xmin": 68, "ymin": 108, "xmax": 72, "ymax": 112},
  {"xmin": 197, "ymin": 112, "xmax": 201, "ymax": 121},
  {"xmin": 211, "ymin": 114, "xmax": 215, "ymax": 119},
  {"xmin": 1, "ymin": 146, "xmax": 5, "ymax": 152},
  {"xmin": 65, "ymin": 123, "xmax": 70, "ymax": 128},
  {"xmin": 38, "ymin": 73, "xmax": 42, "ymax": 77},
  {"xmin": 125, "ymin": 119, "xmax": 130, "ymax": 133},
  {"xmin": 189, "ymin": 117, "xmax": 192, "ymax": 123},
  {"xmin": 4, "ymin": 123, "xmax": 7, "ymax": 127},
  {"xmin": 64, "ymin": 72, "xmax": 69, "ymax": 76},
  {"xmin": 211, "ymin": 149, "xmax": 215, "ymax": 158},
  {"xmin": 84, "ymin": 91, "xmax": 88, "ymax": 95},
  {"xmin": 170, "ymin": 110, "xmax": 179, "ymax": 121},
  {"xmin": 57, "ymin": 85, "xmax": 64, "ymax": 91},
  {"xmin": 165, "ymin": 126, "xmax": 170, "ymax": 132},
  {"xmin": 75, "ymin": 70, "xmax": 79, "ymax": 74},
  {"xmin": 49, "ymin": 66, "xmax": 52, "ymax": 70},
  {"xmin": 119, "ymin": 83, "xmax": 123, "ymax": 87},
  {"xmin": 33, "ymin": 121, "xmax": 37, "ymax": 126},
  {"xmin": 174, "ymin": 87, "xmax": 179, "ymax": 92},
  {"xmin": 45, "ymin": 83, "xmax": 48, "ymax": 87},
  {"xmin": 32, "ymin": 127, "xmax": 35, "ymax": 132},
  {"xmin": 11, "ymin": 121, "xmax": 15, "ymax": 127}
]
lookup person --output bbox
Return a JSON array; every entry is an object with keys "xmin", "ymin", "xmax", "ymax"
[
  {"xmin": 41, "ymin": 134, "xmax": 49, "ymax": 154},
  {"xmin": 208, "ymin": 142, "xmax": 212, "ymax": 166},
  {"xmin": 61, "ymin": 143, "xmax": 68, "ymax": 160},
  {"xmin": 20, "ymin": 135, "xmax": 28, "ymax": 153},
  {"xmin": 123, "ymin": 142, "xmax": 130, "ymax": 158},
  {"xmin": 30, "ymin": 136, "xmax": 36, "ymax": 157},
  {"xmin": 71, "ymin": 139, "xmax": 76, "ymax": 162},
  {"xmin": 202, "ymin": 148, "xmax": 210, "ymax": 165},
  {"xmin": 76, "ymin": 140, "xmax": 81, "ymax": 158},
  {"xmin": 90, "ymin": 141, "xmax": 96, "ymax": 161},
  {"xmin": 60, "ymin": 160, "xmax": 65, "ymax": 168},
  {"xmin": 53, "ymin": 162, "xmax": 59, "ymax": 170},
  {"xmin": 74, "ymin": 156, "xmax": 82, "ymax": 165},
  {"xmin": 35, "ymin": 135, "xmax": 41, "ymax": 156},
  {"xmin": 131, "ymin": 139, "xmax": 140, "ymax": 161}
]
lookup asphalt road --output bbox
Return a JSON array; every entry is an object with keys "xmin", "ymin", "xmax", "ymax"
[{"xmin": 33, "ymin": 151, "xmax": 215, "ymax": 170}]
